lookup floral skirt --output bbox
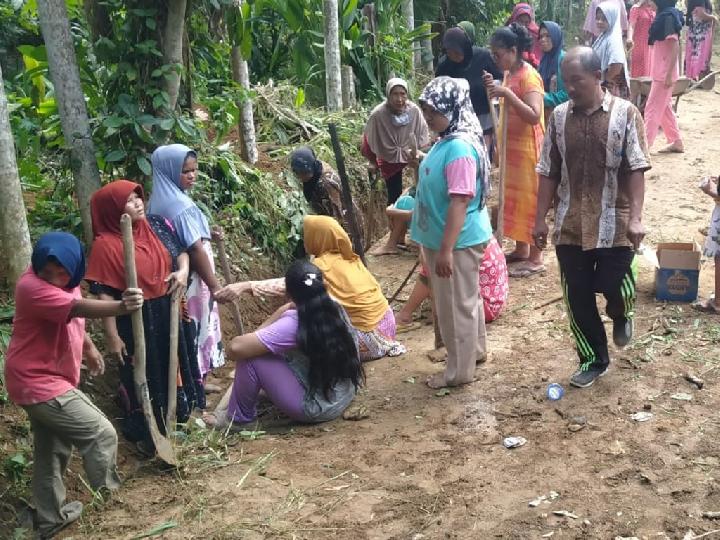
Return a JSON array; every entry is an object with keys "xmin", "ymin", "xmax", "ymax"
[
  {"xmin": 355, "ymin": 307, "xmax": 406, "ymax": 361},
  {"xmin": 186, "ymin": 240, "xmax": 225, "ymax": 376},
  {"xmin": 704, "ymin": 204, "xmax": 720, "ymax": 258}
]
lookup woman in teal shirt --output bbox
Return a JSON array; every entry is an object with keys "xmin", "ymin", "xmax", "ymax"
[
  {"xmin": 410, "ymin": 76, "xmax": 492, "ymax": 390},
  {"xmin": 538, "ymin": 21, "xmax": 569, "ymax": 112}
]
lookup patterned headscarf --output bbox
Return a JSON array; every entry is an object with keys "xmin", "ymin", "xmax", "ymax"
[{"xmin": 419, "ymin": 76, "xmax": 490, "ymax": 202}]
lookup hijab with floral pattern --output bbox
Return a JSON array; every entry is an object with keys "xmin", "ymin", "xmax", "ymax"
[{"xmin": 418, "ymin": 76, "xmax": 489, "ymax": 202}]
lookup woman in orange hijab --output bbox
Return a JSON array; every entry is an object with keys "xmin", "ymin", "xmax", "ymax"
[
  {"xmin": 85, "ymin": 180, "xmax": 204, "ymax": 450},
  {"xmin": 216, "ymin": 216, "xmax": 406, "ymax": 361}
]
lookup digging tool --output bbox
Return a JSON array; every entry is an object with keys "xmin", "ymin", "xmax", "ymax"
[
  {"xmin": 121, "ymin": 214, "xmax": 176, "ymax": 465},
  {"xmin": 408, "ymin": 133, "xmax": 419, "ymax": 185},
  {"xmin": 487, "ymin": 85, "xmax": 500, "ymax": 160},
  {"xmin": 366, "ymin": 167, "xmax": 379, "ymax": 249},
  {"xmin": 213, "ymin": 234, "xmax": 246, "ymax": 415},
  {"xmin": 215, "ymin": 235, "xmax": 245, "ymax": 335},
  {"xmin": 432, "ymin": 300, "xmax": 443, "ymax": 350},
  {"xmin": 329, "ymin": 123, "xmax": 367, "ymax": 264},
  {"xmin": 388, "ymin": 260, "xmax": 420, "ymax": 304},
  {"xmin": 407, "ymin": 135, "xmax": 440, "ymax": 345},
  {"xmin": 165, "ymin": 294, "xmax": 179, "ymax": 431},
  {"xmin": 495, "ymin": 73, "xmax": 509, "ymax": 244}
]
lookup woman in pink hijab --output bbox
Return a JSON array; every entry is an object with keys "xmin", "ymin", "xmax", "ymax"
[{"xmin": 506, "ymin": 3, "xmax": 543, "ymax": 66}]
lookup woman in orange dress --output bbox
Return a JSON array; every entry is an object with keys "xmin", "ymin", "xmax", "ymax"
[{"xmin": 484, "ymin": 23, "xmax": 545, "ymax": 277}]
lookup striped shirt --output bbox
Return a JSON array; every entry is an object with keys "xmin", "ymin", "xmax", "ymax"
[{"xmin": 536, "ymin": 91, "xmax": 651, "ymax": 250}]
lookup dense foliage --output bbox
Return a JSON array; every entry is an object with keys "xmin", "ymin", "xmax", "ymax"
[{"xmin": 0, "ymin": 0, "xmax": 533, "ymax": 258}]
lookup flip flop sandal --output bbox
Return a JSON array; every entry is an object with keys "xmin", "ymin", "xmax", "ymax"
[
  {"xmin": 504, "ymin": 252, "xmax": 530, "ymax": 264},
  {"xmin": 204, "ymin": 382, "xmax": 222, "ymax": 394},
  {"xmin": 509, "ymin": 264, "xmax": 546, "ymax": 278},
  {"xmin": 369, "ymin": 248, "xmax": 401, "ymax": 257},
  {"xmin": 396, "ymin": 321, "xmax": 422, "ymax": 333},
  {"xmin": 657, "ymin": 145, "xmax": 684, "ymax": 154}
]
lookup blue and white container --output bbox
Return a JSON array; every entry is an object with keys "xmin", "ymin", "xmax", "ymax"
[{"xmin": 546, "ymin": 383, "xmax": 565, "ymax": 401}]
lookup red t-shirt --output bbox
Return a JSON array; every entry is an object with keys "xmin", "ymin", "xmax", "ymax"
[{"xmin": 4, "ymin": 268, "xmax": 85, "ymax": 405}]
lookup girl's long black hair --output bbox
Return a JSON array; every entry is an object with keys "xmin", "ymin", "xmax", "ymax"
[{"xmin": 285, "ymin": 259, "xmax": 364, "ymax": 398}]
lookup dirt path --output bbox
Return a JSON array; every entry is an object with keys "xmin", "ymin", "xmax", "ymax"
[{"xmin": 59, "ymin": 87, "xmax": 720, "ymax": 540}]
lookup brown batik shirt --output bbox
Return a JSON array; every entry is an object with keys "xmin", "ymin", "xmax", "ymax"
[
  {"xmin": 536, "ymin": 90, "xmax": 651, "ymax": 250},
  {"xmin": 307, "ymin": 161, "xmax": 365, "ymax": 242}
]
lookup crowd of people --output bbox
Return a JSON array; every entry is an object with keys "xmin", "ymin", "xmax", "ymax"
[{"xmin": 3, "ymin": 1, "xmax": 717, "ymax": 537}]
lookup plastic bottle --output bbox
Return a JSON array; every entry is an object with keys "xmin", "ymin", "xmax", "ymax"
[{"xmin": 546, "ymin": 383, "xmax": 565, "ymax": 401}]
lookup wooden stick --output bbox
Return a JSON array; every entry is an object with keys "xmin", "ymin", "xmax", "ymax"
[
  {"xmin": 496, "ymin": 72, "xmax": 509, "ymax": 244},
  {"xmin": 165, "ymin": 294, "xmax": 179, "ymax": 431},
  {"xmin": 409, "ymin": 133, "xmax": 419, "ymax": 185},
  {"xmin": 366, "ymin": 168, "xmax": 378, "ymax": 249},
  {"xmin": 328, "ymin": 123, "xmax": 366, "ymax": 264},
  {"xmin": 215, "ymin": 236, "xmax": 244, "ymax": 335},
  {"xmin": 388, "ymin": 260, "xmax": 420, "ymax": 304},
  {"xmin": 121, "ymin": 214, "xmax": 176, "ymax": 465},
  {"xmin": 213, "ymin": 235, "xmax": 245, "ymax": 414},
  {"xmin": 533, "ymin": 295, "xmax": 564, "ymax": 310},
  {"xmin": 432, "ymin": 296, "xmax": 443, "ymax": 350},
  {"xmin": 486, "ymin": 86, "xmax": 500, "ymax": 147}
]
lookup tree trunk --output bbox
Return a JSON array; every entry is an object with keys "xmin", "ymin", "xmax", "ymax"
[
  {"xmin": 83, "ymin": 0, "xmax": 112, "ymax": 42},
  {"xmin": 182, "ymin": 24, "xmax": 193, "ymax": 111},
  {"xmin": 421, "ymin": 35, "xmax": 434, "ymax": 73},
  {"xmin": 341, "ymin": 65, "xmax": 356, "ymax": 109},
  {"xmin": 162, "ymin": 0, "xmax": 187, "ymax": 112},
  {"xmin": 0, "ymin": 63, "xmax": 32, "ymax": 288},
  {"xmin": 323, "ymin": 0, "xmax": 343, "ymax": 111},
  {"xmin": 401, "ymin": 0, "xmax": 420, "ymax": 71},
  {"xmin": 37, "ymin": 0, "xmax": 101, "ymax": 244},
  {"xmin": 231, "ymin": 47, "xmax": 258, "ymax": 164}
]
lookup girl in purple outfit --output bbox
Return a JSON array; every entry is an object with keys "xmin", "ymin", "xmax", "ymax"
[{"xmin": 204, "ymin": 260, "xmax": 365, "ymax": 428}]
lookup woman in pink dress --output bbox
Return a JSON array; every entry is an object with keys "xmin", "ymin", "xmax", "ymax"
[
  {"xmin": 644, "ymin": 0, "xmax": 684, "ymax": 153},
  {"xmin": 627, "ymin": 0, "xmax": 655, "ymax": 77},
  {"xmin": 685, "ymin": 0, "xmax": 717, "ymax": 80}
]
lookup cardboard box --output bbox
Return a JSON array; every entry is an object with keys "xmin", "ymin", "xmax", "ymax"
[{"xmin": 654, "ymin": 242, "xmax": 701, "ymax": 302}]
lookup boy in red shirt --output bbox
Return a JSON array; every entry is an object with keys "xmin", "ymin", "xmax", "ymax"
[{"xmin": 4, "ymin": 232, "xmax": 143, "ymax": 538}]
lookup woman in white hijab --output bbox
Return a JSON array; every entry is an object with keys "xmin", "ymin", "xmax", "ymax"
[{"xmin": 592, "ymin": 1, "xmax": 630, "ymax": 97}]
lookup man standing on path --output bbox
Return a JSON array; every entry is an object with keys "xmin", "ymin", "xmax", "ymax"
[{"xmin": 533, "ymin": 47, "xmax": 650, "ymax": 389}]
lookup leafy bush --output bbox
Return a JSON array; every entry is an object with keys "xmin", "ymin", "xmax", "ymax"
[{"xmin": 2, "ymin": 452, "xmax": 30, "ymax": 485}]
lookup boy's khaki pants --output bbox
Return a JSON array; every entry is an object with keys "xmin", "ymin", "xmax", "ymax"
[{"xmin": 23, "ymin": 388, "xmax": 121, "ymax": 535}]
